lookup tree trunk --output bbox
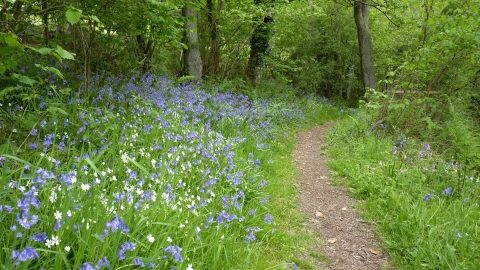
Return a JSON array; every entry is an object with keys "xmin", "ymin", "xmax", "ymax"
[
  {"xmin": 182, "ymin": 6, "xmax": 203, "ymax": 78},
  {"xmin": 421, "ymin": 0, "xmax": 434, "ymax": 44},
  {"xmin": 205, "ymin": 0, "xmax": 223, "ymax": 77},
  {"xmin": 7, "ymin": 1, "xmax": 24, "ymax": 32},
  {"xmin": 247, "ymin": 14, "xmax": 273, "ymax": 84},
  {"xmin": 346, "ymin": 64, "xmax": 355, "ymax": 99},
  {"xmin": 354, "ymin": 0, "xmax": 377, "ymax": 90},
  {"xmin": 136, "ymin": 35, "xmax": 155, "ymax": 72},
  {"xmin": 42, "ymin": 0, "xmax": 49, "ymax": 45}
]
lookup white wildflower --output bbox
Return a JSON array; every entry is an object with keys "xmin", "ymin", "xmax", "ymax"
[
  {"xmin": 81, "ymin": 183, "xmax": 90, "ymax": 191},
  {"xmin": 51, "ymin": 235, "xmax": 60, "ymax": 246},
  {"xmin": 50, "ymin": 190, "xmax": 57, "ymax": 203},
  {"xmin": 45, "ymin": 239, "xmax": 54, "ymax": 248},
  {"xmin": 147, "ymin": 234, "xmax": 155, "ymax": 243},
  {"xmin": 54, "ymin": 210, "xmax": 62, "ymax": 220}
]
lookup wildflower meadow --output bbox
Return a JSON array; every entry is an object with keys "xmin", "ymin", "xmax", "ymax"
[{"xmin": 0, "ymin": 74, "xmax": 337, "ymax": 269}]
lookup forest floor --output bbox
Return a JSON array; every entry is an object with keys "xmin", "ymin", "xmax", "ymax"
[{"xmin": 293, "ymin": 122, "xmax": 392, "ymax": 269}]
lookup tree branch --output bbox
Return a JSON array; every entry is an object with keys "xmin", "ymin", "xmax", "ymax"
[{"xmin": 339, "ymin": 0, "xmax": 400, "ymax": 28}]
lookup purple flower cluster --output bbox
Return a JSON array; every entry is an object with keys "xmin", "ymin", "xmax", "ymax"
[
  {"xmin": 78, "ymin": 258, "xmax": 110, "ymax": 270},
  {"xmin": 244, "ymin": 226, "xmax": 261, "ymax": 243},
  {"xmin": 163, "ymin": 245, "xmax": 183, "ymax": 262},
  {"xmin": 16, "ymin": 187, "xmax": 41, "ymax": 230},
  {"xmin": 442, "ymin": 187, "xmax": 452, "ymax": 196},
  {"xmin": 100, "ymin": 216, "xmax": 129, "ymax": 239},
  {"xmin": 30, "ymin": 232, "xmax": 48, "ymax": 242},
  {"xmin": 286, "ymin": 262, "xmax": 298, "ymax": 270},
  {"xmin": 264, "ymin": 214, "xmax": 274, "ymax": 224},
  {"xmin": 11, "ymin": 247, "xmax": 39, "ymax": 265},
  {"xmin": 118, "ymin": 241, "xmax": 135, "ymax": 261},
  {"xmin": 424, "ymin": 187, "xmax": 453, "ymax": 202}
]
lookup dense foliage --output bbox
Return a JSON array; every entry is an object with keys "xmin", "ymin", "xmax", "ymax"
[
  {"xmin": 328, "ymin": 108, "xmax": 480, "ymax": 269},
  {"xmin": 1, "ymin": 0, "xmax": 479, "ymax": 268}
]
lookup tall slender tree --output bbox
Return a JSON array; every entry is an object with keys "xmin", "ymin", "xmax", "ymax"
[
  {"xmin": 182, "ymin": 5, "xmax": 203, "ymax": 78},
  {"xmin": 205, "ymin": 0, "xmax": 223, "ymax": 77},
  {"xmin": 354, "ymin": 0, "xmax": 377, "ymax": 90}
]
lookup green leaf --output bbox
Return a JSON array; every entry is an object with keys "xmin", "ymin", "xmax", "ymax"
[
  {"xmin": 0, "ymin": 154, "xmax": 34, "ymax": 168},
  {"xmin": 66, "ymin": 7, "xmax": 82, "ymax": 25},
  {"xmin": 5, "ymin": 35, "xmax": 22, "ymax": 47},
  {"xmin": 92, "ymin": 234, "xmax": 105, "ymax": 243},
  {"xmin": 25, "ymin": 45, "xmax": 38, "ymax": 52},
  {"xmin": 12, "ymin": 74, "xmax": 37, "ymax": 86},
  {"xmin": 50, "ymin": 52, "xmax": 62, "ymax": 62},
  {"xmin": 0, "ymin": 45, "xmax": 15, "ymax": 56},
  {"xmin": 47, "ymin": 106, "xmax": 69, "ymax": 116},
  {"xmin": 125, "ymin": 156, "xmax": 148, "ymax": 174},
  {"xmin": 0, "ymin": 86, "xmax": 16, "ymax": 101},
  {"xmin": 38, "ymin": 47, "xmax": 53, "ymax": 55},
  {"xmin": 60, "ymin": 88, "xmax": 71, "ymax": 95},
  {"xmin": 55, "ymin": 46, "xmax": 75, "ymax": 60},
  {"xmin": 84, "ymin": 158, "xmax": 102, "ymax": 177},
  {"xmin": 89, "ymin": 15, "xmax": 100, "ymax": 23},
  {"xmin": 35, "ymin": 64, "xmax": 64, "ymax": 79},
  {"xmin": 0, "ymin": 65, "xmax": 6, "ymax": 74},
  {"xmin": 0, "ymin": 142, "xmax": 16, "ymax": 155}
]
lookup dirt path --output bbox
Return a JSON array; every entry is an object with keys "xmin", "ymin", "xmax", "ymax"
[{"xmin": 293, "ymin": 123, "xmax": 390, "ymax": 269}]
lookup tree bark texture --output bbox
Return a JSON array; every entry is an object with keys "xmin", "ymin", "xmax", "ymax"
[
  {"xmin": 182, "ymin": 6, "xmax": 203, "ymax": 78},
  {"xmin": 205, "ymin": 0, "xmax": 223, "ymax": 77},
  {"xmin": 354, "ymin": 0, "xmax": 377, "ymax": 90},
  {"xmin": 247, "ymin": 14, "xmax": 273, "ymax": 84},
  {"xmin": 136, "ymin": 35, "xmax": 155, "ymax": 72},
  {"xmin": 42, "ymin": 0, "xmax": 49, "ymax": 45}
]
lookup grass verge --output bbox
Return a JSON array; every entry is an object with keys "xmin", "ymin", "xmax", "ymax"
[{"xmin": 326, "ymin": 110, "xmax": 480, "ymax": 269}]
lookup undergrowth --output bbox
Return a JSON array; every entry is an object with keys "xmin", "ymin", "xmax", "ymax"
[{"xmin": 327, "ymin": 91, "xmax": 480, "ymax": 269}]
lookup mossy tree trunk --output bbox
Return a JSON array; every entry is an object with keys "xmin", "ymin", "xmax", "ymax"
[
  {"xmin": 247, "ymin": 0, "xmax": 273, "ymax": 84},
  {"xmin": 182, "ymin": 6, "xmax": 203, "ymax": 78}
]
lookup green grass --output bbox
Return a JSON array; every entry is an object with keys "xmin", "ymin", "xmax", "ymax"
[
  {"xmin": 0, "ymin": 75, "xmax": 340, "ymax": 269},
  {"xmin": 238, "ymin": 82, "xmax": 341, "ymax": 269},
  {"xmin": 326, "ymin": 111, "xmax": 480, "ymax": 269}
]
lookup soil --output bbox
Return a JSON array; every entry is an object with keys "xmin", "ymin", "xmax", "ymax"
[{"xmin": 293, "ymin": 122, "xmax": 391, "ymax": 270}]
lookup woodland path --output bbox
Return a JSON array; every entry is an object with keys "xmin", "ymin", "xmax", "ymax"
[{"xmin": 293, "ymin": 122, "xmax": 391, "ymax": 269}]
